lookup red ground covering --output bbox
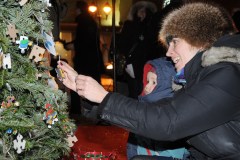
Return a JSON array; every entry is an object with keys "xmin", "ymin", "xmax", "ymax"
[{"xmin": 70, "ymin": 125, "xmax": 129, "ymax": 160}]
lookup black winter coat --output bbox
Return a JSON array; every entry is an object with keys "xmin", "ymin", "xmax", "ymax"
[
  {"xmin": 118, "ymin": 20, "xmax": 161, "ymax": 81},
  {"xmin": 98, "ymin": 34, "xmax": 240, "ymax": 159},
  {"xmin": 73, "ymin": 12, "xmax": 104, "ymax": 83}
]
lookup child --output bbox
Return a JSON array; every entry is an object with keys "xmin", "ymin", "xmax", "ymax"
[{"xmin": 127, "ymin": 57, "xmax": 189, "ymax": 160}]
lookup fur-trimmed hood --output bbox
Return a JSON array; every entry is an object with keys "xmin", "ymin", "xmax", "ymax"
[
  {"xmin": 127, "ymin": 1, "xmax": 157, "ymax": 21},
  {"xmin": 202, "ymin": 34, "xmax": 240, "ymax": 67}
]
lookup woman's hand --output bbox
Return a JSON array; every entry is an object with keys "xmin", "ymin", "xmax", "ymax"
[
  {"xmin": 75, "ymin": 75, "xmax": 109, "ymax": 103},
  {"xmin": 57, "ymin": 60, "xmax": 78, "ymax": 92}
]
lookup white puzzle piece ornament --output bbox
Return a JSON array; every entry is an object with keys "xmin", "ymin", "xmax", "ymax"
[
  {"xmin": 19, "ymin": 0, "xmax": 28, "ymax": 6},
  {"xmin": 3, "ymin": 53, "xmax": 11, "ymax": 69},
  {"xmin": 66, "ymin": 134, "xmax": 78, "ymax": 147},
  {"xmin": 16, "ymin": 36, "xmax": 29, "ymax": 54},
  {"xmin": 13, "ymin": 134, "xmax": 26, "ymax": 154}
]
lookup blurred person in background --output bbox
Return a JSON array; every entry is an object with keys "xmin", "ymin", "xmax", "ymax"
[
  {"xmin": 64, "ymin": 0, "xmax": 105, "ymax": 118},
  {"xmin": 117, "ymin": 1, "xmax": 159, "ymax": 99}
]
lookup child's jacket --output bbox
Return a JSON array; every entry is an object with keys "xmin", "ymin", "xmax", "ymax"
[{"xmin": 137, "ymin": 57, "xmax": 189, "ymax": 159}]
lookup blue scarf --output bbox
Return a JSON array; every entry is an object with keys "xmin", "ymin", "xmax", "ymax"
[{"xmin": 174, "ymin": 68, "xmax": 186, "ymax": 85}]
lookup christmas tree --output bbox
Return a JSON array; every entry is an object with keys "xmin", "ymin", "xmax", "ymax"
[{"xmin": 0, "ymin": 0, "xmax": 76, "ymax": 159}]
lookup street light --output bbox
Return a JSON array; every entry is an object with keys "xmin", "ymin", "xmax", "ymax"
[
  {"xmin": 88, "ymin": 2, "xmax": 97, "ymax": 13},
  {"xmin": 103, "ymin": 2, "xmax": 112, "ymax": 19},
  {"xmin": 88, "ymin": 1, "xmax": 112, "ymax": 19}
]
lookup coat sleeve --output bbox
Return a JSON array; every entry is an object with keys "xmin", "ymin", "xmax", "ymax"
[{"xmin": 98, "ymin": 64, "xmax": 240, "ymax": 141}]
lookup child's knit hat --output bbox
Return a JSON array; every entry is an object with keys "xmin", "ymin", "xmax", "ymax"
[{"xmin": 141, "ymin": 63, "xmax": 156, "ymax": 96}]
